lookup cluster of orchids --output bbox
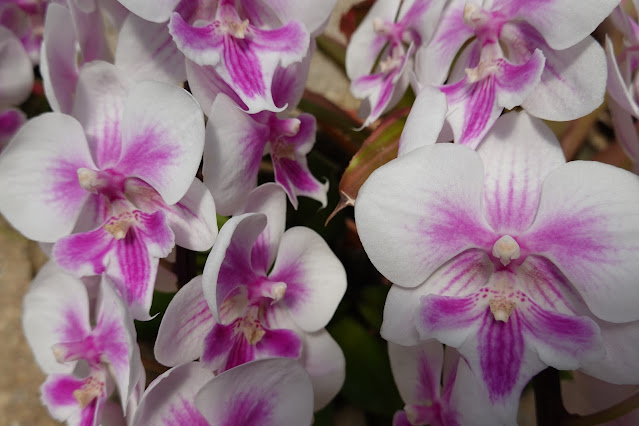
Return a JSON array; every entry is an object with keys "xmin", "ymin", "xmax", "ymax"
[{"xmin": 2, "ymin": 0, "xmax": 639, "ymax": 424}]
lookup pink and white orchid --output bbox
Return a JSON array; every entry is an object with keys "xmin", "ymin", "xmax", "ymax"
[
  {"xmin": 390, "ymin": 341, "xmax": 504, "ymax": 425},
  {"xmin": 414, "ymin": 0, "xmax": 618, "ymax": 148},
  {"xmin": 606, "ymin": 2, "xmax": 639, "ymax": 173},
  {"xmin": 154, "ymin": 184, "xmax": 346, "ymax": 409},
  {"xmin": 23, "ymin": 262, "xmax": 143, "ymax": 426},
  {"xmin": 346, "ymin": 0, "xmax": 445, "ymax": 127},
  {"xmin": 355, "ymin": 111, "xmax": 639, "ymax": 418},
  {"xmin": 0, "ymin": 0, "xmax": 49, "ymax": 63},
  {"xmin": 131, "ymin": 359, "xmax": 314, "ymax": 426},
  {"xmin": 0, "ymin": 61, "xmax": 217, "ymax": 319}
]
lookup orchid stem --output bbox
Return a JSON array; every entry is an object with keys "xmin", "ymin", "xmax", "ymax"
[{"xmin": 561, "ymin": 391, "xmax": 639, "ymax": 426}]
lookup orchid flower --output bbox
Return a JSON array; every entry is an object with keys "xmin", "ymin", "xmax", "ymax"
[
  {"xmin": 0, "ymin": 0, "xmax": 48, "ymax": 63},
  {"xmin": 23, "ymin": 262, "xmax": 142, "ymax": 425},
  {"xmin": 605, "ymin": 2, "xmax": 639, "ymax": 173},
  {"xmin": 390, "ymin": 341, "xmax": 503, "ymax": 426},
  {"xmin": 131, "ymin": 359, "xmax": 314, "ymax": 426},
  {"xmin": 202, "ymin": 45, "xmax": 327, "ymax": 214},
  {"xmin": 413, "ymin": 0, "xmax": 618, "ymax": 148},
  {"xmin": 155, "ymin": 184, "xmax": 346, "ymax": 409},
  {"xmin": 0, "ymin": 23, "xmax": 34, "ymax": 107},
  {"xmin": 355, "ymin": 111, "xmax": 639, "ymax": 419},
  {"xmin": 41, "ymin": 0, "xmax": 185, "ymax": 114},
  {"xmin": 346, "ymin": 0, "xmax": 445, "ymax": 127},
  {"xmin": 0, "ymin": 61, "xmax": 217, "ymax": 319}
]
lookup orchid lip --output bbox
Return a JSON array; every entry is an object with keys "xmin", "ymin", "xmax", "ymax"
[
  {"xmin": 489, "ymin": 296, "xmax": 516, "ymax": 322},
  {"xmin": 73, "ymin": 372, "xmax": 105, "ymax": 408}
]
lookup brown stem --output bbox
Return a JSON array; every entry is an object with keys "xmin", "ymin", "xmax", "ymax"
[{"xmin": 562, "ymin": 391, "xmax": 639, "ymax": 426}]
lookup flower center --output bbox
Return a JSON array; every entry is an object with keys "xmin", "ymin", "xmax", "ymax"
[
  {"xmin": 102, "ymin": 211, "xmax": 139, "ymax": 240},
  {"xmin": 489, "ymin": 296, "xmax": 516, "ymax": 322},
  {"xmin": 73, "ymin": 372, "xmax": 105, "ymax": 408},
  {"xmin": 491, "ymin": 235, "xmax": 520, "ymax": 266},
  {"xmin": 236, "ymin": 306, "xmax": 266, "ymax": 345}
]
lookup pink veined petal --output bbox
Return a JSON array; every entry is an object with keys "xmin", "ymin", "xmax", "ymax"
[
  {"xmin": 609, "ymin": 97, "xmax": 639, "ymax": 174},
  {"xmin": 490, "ymin": 0, "xmax": 619, "ymax": 50},
  {"xmin": 494, "ymin": 49, "xmax": 545, "ymax": 110},
  {"xmin": 0, "ymin": 113, "xmax": 96, "ymax": 242},
  {"xmin": 71, "ymin": 61, "xmax": 132, "ymax": 169},
  {"xmin": 117, "ymin": 0, "xmax": 181, "ymax": 23},
  {"xmin": 271, "ymin": 40, "xmax": 314, "ymax": 110},
  {"xmin": 131, "ymin": 362, "xmax": 213, "ymax": 426},
  {"xmin": 605, "ymin": 36, "xmax": 639, "ymax": 119},
  {"xmin": 117, "ymin": 80, "xmax": 205, "ymax": 205},
  {"xmin": 398, "ymin": 84, "xmax": 448, "ymax": 156},
  {"xmin": 126, "ymin": 177, "xmax": 218, "ymax": 252},
  {"xmin": 53, "ymin": 225, "xmax": 114, "ymax": 278},
  {"xmin": 202, "ymin": 94, "xmax": 270, "ymax": 216},
  {"xmin": 0, "ymin": 25, "xmax": 33, "ymax": 106},
  {"xmin": 41, "ymin": 373, "xmax": 105, "ymax": 424},
  {"xmin": 270, "ymin": 114, "xmax": 328, "ymax": 209},
  {"xmin": 414, "ymin": 0, "xmax": 474, "ymax": 85},
  {"xmin": 22, "ymin": 262, "xmax": 92, "ymax": 375},
  {"xmin": 201, "ymin": 321, "xmax": 250, "ymax": 371},
  {"xmin": 388, "ymin": 340, "xmax": 444, "ymax": 407},
  {"xmin": 522, "ymin": 161, "xmax": 639, "ymax": 323},
  {"xmin": 40, "ymin": 3, "xmax": 78, "ymax": 114},
  {"xmin": 67, "ymin": 0, "xmax": 112, "ymax": 64},
  {"xmin": 115, "ymin": 13, "xmax": 186, "ymax": 85},
  {"xmin": 300, "ymin": 329, "xmax": 345, "ymax": 410},
  {"xmin": 476, "ymin": 111, "xmax": 566, "ymax": 234},
  {"xmin": 355, "ymin": 144, "xmax": 496, "ymax": 289},
  {"xmin": 268, "ymin": 227, "xmax": 346, "ymax": 332},
  {"xmin": 194, "ymin": 358, "xmax": 314, "ymax": 426},
  {"xmin": 502, "ymin": 22, "xmax": 606, "ymax": 121},
  {"xmin": 155, "ymin": 276, "xmax": 217, "ymax": 367},
  {"xmin": 202, "ymin": 213, "xmax": 266, "ymax": 323},
  {"xmin": 94, "ymin": 278, "xmax": 140, "ymax": 413},
  {"xmin": 381, "ymin": 249, "xmax": 493, "ymax": 346},
  {"xmin": 237, "ymin": 183, "xmax": 287, "ymax": 275},
  {"xmin": 186, "ymin": 59, "xmax": 246, "ymax": 114},
  {"xmin": 441, "ymin": 73, "xmax": 503, "ymax": 149}
]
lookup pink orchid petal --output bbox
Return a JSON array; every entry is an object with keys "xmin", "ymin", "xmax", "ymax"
[
  {"xmin": 271, "ymin": 114, "xmax": 328, "ymax": 208},
  {"xmin": 23, "ymin": 262, "xmax": 91, "ymax": 375},
  {"xmin": 67, "ymin": 0, "xmax": 112, "ymax": 63},
  {"xmin": 40, "ymin": 3, "xmax": 78, "ymax": 114},
  {"xmin": 202, "ymin": 94, "xmax": 269, "ymax": 216},
  {"xmin": 355, "ymin": 144, "xmax": 496, "ymax": 288},
  {"xmin": 117, "ymin": 0, "xmax": 181, "ymax": 23},
  {"xmin": 0, "ymin": 113, "xmax": 96, "ymax": 242},
  {"xmin": 117, "ymin": 80, "xmax": 205, "ymax": 205},
  {"xmin": 268, "ymin": 226, "xmax": 346, "ymax": 332},
  {"xmin": 126, "ymin": 178, "xmax": 218, "ymax": 251},
  {"xmin": 0, "ymin": 25, "xmax": 33, "ymax": 106},
  {"xmin": 491, "ymin": 0, "xmax": 619, "ymax": 50},
  {"xmin": 155, "ymin": 276, "xmax": 216, "ymax": 367},
  {"xmin": 132, "ymin": 362, "xmax": 213, "ymax": 426},
  {"xmin": 94, "ymin": 278, "xmax": 140, "ymax": 413},
  {"xmin": 201, "ymin": 322, "xmax": 248, "ymax": 371},
  {"xmin": 503, "ymin": 23, "xmax": 606, "ymax": 121},
  {"xmin": 194, "ymin": 358, "xmax": 314, "ymax": 426},
  {"xmin": 300, "ymin": 329, "xmax": 345, "ymax": 410},
  {"xmin": 605, "ymin": 36, "xmax": 639, "ymax": 119},
  {"xmin": 414, "ymin": 0, "xmax": 474, "ymax": 85},
  {"xmin": 238, "ymin": 183, "xmax": 287, "ymax": 275},
  {"xmin": 523, "ymin": 161, "xmax": 639, "ymax": 323},
  {"xmin": 494, "ymin": 49, "xmax": 545, "ymax": 110},
  {"xmin": 476, "ymin": 111, "xmax": 566, "ymax": 234},
  {"xmin": 185, "ymin": 60, "xmax": 246, "ymax": 115},
  {"xmin": 271, "ymin": 41, "xmax": 314, "ymax": 110},
  {"xmin": 202, "ymin": 213, "xmax": 266, "ymax": 322},
  {"xmin": 389, "ymin": 340, "xmax": 444, "ymax": 406},
  {"xmin": 398, "ymin": 85, "xmax": 447, "ymax": 156},
  {"xmin": 41, "ymin": 373, "xmax": 104, "ymax": 424},
  {"xmin": 0, "ymin": 107, "xmax": 26, "ymax": 150},
  {"xmin": 382, "ymin": 249, "xmax": 493, "ymax": 346},
  {"xmin": 115, "ymin": 14, "xmax": 186, "ymax": 85},
  {"xmin": 71, "ymin": 61, "xmax": 132, "ymax": 169}
]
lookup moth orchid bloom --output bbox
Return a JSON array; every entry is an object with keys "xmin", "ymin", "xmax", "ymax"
[
  {"xmin": 0, "ymin": 0, "xmax": 49, "ymax": 63},
  {"xmin": 0, "ymin": 62, "xmax": 216, "ymax": 319},
  {"xmin": 41, "ymin": 1, "xmax": 185, "ymax": 114},
  {"xmin": 132, "ymin": 359, "xmax": 314, "ymax": 426},
  {"xmin": 390, "ymin": 341, "xmax": 503, "ymax": 426},
  {"xmin": 155, "ymin": 184, "xmax": 346, "ymax": 409},
  {"xmin": 605, "ymin": 3, "xmax": 639, "ymax": 174},
  {"xmin": 355, "ymin": 111, "xmax": 639, "ymax": 420},
  {"xmin": 23, "ymin": 263, "xmax": 142, "ymax": 426},
  {"xmin": 346, "ymin": 0, "xmax": 445, "ymax": 128},
  {"xmin": 414, "ymin": 0, "xmax": 618, "ymax": 148},
  {"xmin": 203, "ymin": 50, "xmax": 327, "ymax": 214},
  {"xmin": 165, "ymin": 0, "xmax": 311, "ymax": 113}
]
